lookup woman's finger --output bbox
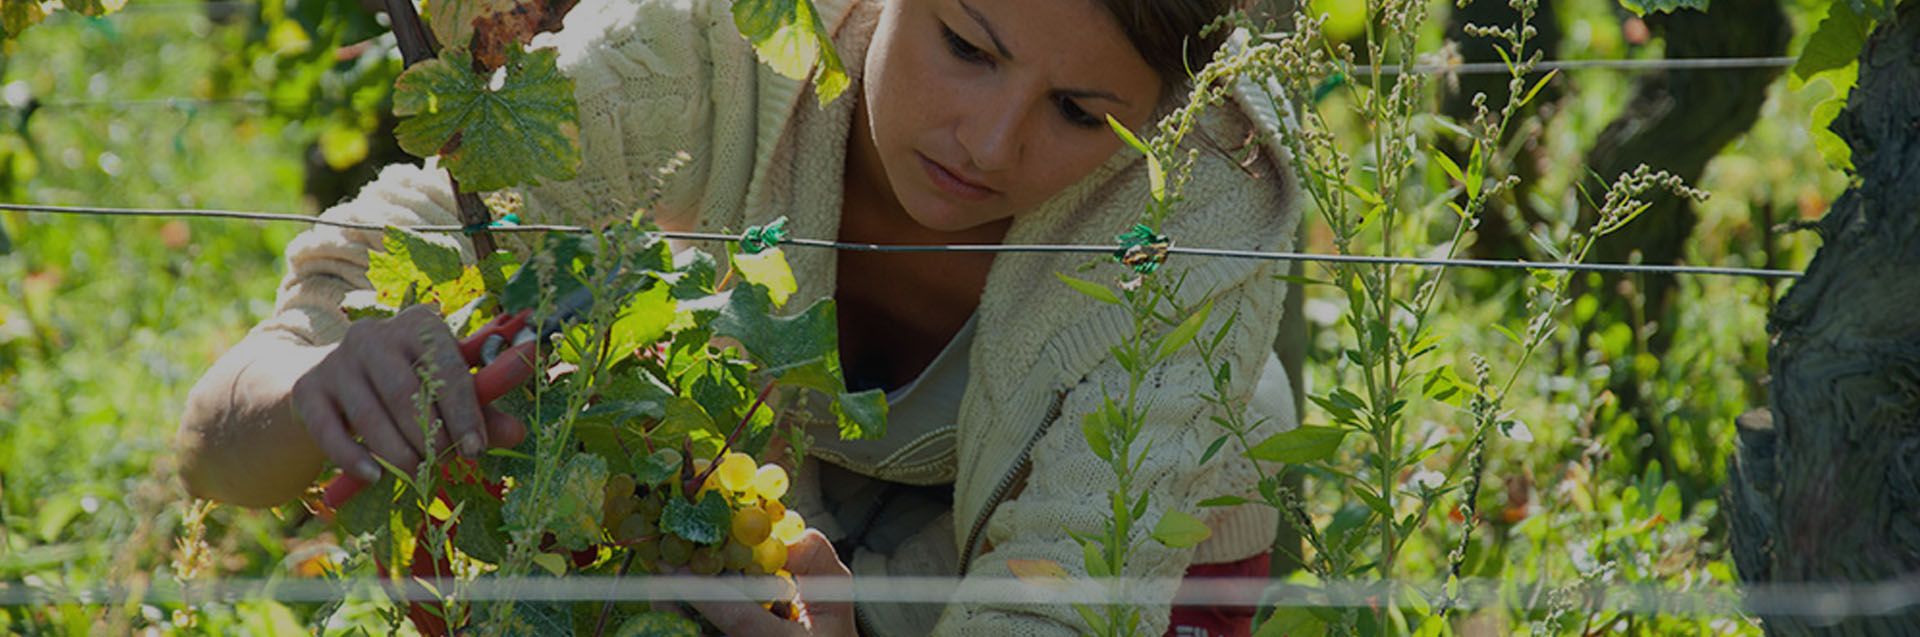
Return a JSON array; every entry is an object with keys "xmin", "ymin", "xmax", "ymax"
[
  {"xmin": 363, "ymin": 349, "xmax": 447, "ymax": 462},
  {"xmin": 482, "ymin": 406, "xmax": 527, "ymax": 450},
  {"xmin": 338, "ymin": 374, "xmax": 421, "ymax": 474},
  {"xmin": 294, "ymin": 380, "xmax": 380, "ymax": 482},
  {"xmin": 403, "ymin": 308, "xmax": 488, "ymax": 457},
  {"xmin": 786, "ymin": 531, "xmax": 857, "ymax": 634}
]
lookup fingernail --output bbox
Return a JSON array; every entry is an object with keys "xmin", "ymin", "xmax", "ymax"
[
  {"xmin": 355, "ymin": 460, "xmax": 383, "ymax": 482},
  {"xmin": 460, "ymin": 433, "xmax": 483, "ymax": 457}
]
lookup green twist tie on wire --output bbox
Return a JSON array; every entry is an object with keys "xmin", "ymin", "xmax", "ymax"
[
  {"xmin": 1113, "ymin": 223, "xmax": 1171, "ymax": 275},
  {"xmin": 740, "ymin": 216, "xmax": 790, "ymax": 254},
  {"xmin": 463, "ymin": 213, "xmax": 521, "ymax": 234}
]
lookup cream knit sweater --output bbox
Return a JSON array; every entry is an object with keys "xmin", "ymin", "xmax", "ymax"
[{"xmin": 182, "ymin": 0, "xmax": 1303, "ymax": 633}]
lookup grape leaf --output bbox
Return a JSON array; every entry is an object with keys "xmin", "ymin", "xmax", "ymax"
[
  {"xmin": 503, "ymin": 454, "xmax": 607, "ymax": 551},
  {"xmin": 63, "ymin": 0, "xmax": 126, "ymax": 17},
  {"xmin": 661, "ymin": 492, "xmax": 731, "ymax": 545},
  {"xmin": 731, "ymin": 247, "xmax": 798, "ymax": 307},
  {"xmin": 450, "ymin": 482, "xmax": 508, "ymax": 563},
  {"xmin": 1246, "ymin": 426, "xmax": 1351, "ymax": 464},
  {"xmin": 461, "ymin": 0, "xmax": 582, "ymax": 71},
  {"xmin": 429, "ymin": 0, "xmax": 518, "ymax": 58},
  {"xmin": 713, "ymin": 283, "xmax": 838, "ymax": 375},
  {"xmin": 393, "ymin": 46, "xmax": 581, "ymax": 192},
  {"xmin": 1152, "ymin": 510, "xmax": 1213, "ymax": 548},
  {"xmin": 833, "ymin": 388, "xmax": 888, "ymax": 440},
  {"xmin": 1616, "ymin": 0, "xmax": 1708, "ymax": 15},
  {"xmin": 612, "ymin": 611, "xmax": 700, "ymax": 637},
  {"xmin": 336, "ymin": 474, "xmax": 399, "ymax": 537},
  {"xmin": 367, "ymin": 226, "xmax": 485, "ymax": 310},
  {"xmin": 731, "ymin": 0, "xmax": 850, "ymax": 104},
  {"xmin": 1794, "ymin": 1, "xmax": 1871, "ymax": 81},
  {"xmin": 633, "ymin": 449, "xmax": 683, "ymax": 486}
]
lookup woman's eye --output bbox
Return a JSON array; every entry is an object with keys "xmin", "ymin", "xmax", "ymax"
[
  {"xmin": 941, "ymin": 24, "xmax": 991, "ymax": 65},
  {"xmin": 1056, "ymin": 96, "xmax": 1100, "ymax": 128}
]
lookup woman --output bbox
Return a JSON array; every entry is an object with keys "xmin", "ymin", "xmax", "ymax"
[{"xmin": 175, "ymin": 0, "xmax": 1303, "ymax": 634}]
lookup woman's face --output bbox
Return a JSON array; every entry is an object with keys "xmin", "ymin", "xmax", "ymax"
[{"xmin": 861, "ymin": 0, "xmax": 1163, "ymax": 232}]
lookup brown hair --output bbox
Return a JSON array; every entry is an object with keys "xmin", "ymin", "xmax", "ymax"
[{"xmin": 1094, "ymin": 0, "xmax": 1243, "ymax": 94}]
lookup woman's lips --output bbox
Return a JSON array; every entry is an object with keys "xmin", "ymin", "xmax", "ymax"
[{"xmin": 918, "ymin": 153, "xmax": 997, "ymax": 202}]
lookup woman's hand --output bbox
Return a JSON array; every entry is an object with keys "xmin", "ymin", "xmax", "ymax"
[
  {"xmin": 292, "ymin": 305, "xmax": 526, "ymax": 483},
  {"xmin": 689, "ymin": 530, "xmax": 857, "ymax": 636}
]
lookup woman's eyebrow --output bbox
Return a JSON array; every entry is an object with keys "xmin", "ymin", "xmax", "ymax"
[{"xmin": 958, "ymin": 0, "xmax": 1014, "ymax": 60}]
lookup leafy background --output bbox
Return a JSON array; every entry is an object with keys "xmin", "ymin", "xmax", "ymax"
[{"xmin": 0, "ymin": 0, "xmax": 1853, "ymax": 633}]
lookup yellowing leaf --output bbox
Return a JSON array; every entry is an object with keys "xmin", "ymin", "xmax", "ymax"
[
  {"xmin": 732, "ymin": 247, "xmax": 797, "ymax": 307},
  {"xmin": 1151, "ymin": 510, "xmax": 1212, "ymax": 548},
  {"xmin": 732, "ymin": 0, "xmax": 850, "ymax": 105}
]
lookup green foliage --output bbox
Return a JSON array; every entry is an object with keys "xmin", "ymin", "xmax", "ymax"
[
  {"xmin": 393, "ymin": 46, "xmax": 581, "ymax": 192},
  {"xmin": 731, "ymin": 0, "xmax": 851, "ymax": 104},
  {"xmin": 1792, "ymin": 0, "xmax": 1881, "ymax": 171},
  {"xmin": 1150, "ymin": 510, "xmax": 1211, "ymax": 549},
  {"xmin": 660, "ymin": 492, "xmax": 731, "ymax": 545},
  {"xmin": 1245, "ymin": 426, "xmax": 1350, "ymax": 464},
  {"xmin": 1616, "ymin": 0, "xmax": 1710, "ymax": 15}
]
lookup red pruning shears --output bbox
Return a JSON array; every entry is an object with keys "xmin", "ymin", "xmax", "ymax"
[{"xmin": 319, "ymin": 281, "xmax": 606, "ymax": 509}]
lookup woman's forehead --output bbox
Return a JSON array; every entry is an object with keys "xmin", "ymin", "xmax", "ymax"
[{"xmin": 931, "ymin": 0, "xmax": 1159, "ymax": 103}]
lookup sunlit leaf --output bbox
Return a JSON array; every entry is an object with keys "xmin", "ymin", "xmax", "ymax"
[
  {"xmin": 732, "ymin": 0, "xmax": 850, "ymax": 104},
  {"xmin": 1151, "ymin": 510, "xmax": 1212, "ymax": 548},
  {"xmin": 731, "ymin": 247, "xmax": 797, "ymax": 307},
  {"xmin": 1246, "ymin": 426, "xmax": 1350, "ymax": 464}
]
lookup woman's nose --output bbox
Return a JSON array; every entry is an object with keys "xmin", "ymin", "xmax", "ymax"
[{"xmin": 956, "ymin": 99, "xmax": 1024, "ymax": 173}]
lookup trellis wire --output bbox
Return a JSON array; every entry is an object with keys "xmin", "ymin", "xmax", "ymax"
[
  {"xmin": 1, "ymin": 575, "xmax": 1915, "ymax": 620},
  {"xmin": 0, "ymin": 202, "xmax": 1802, "ymax": 279},
  {"xmin": 4, "ymin": 56, "xmax": 1795, "ymax": 114}
]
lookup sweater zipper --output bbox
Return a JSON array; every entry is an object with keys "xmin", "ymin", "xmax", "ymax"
[{"xmin": 958, "ymin": 389, "xmax": 1070, "ymax": 574}]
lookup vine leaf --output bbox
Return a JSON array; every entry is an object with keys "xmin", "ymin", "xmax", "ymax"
[
  {"xmin": 713, "ymin": 283, "xmax": 837, "ymax": 375},
  {"xmin": 366, "ymin": 227, "xmax": 489, "ymax": 310},
  {"xmin": 731, "ymin": 247, "xmax": 798, "ymax": 307},
  {"xmin": 1615, "ymin": 0, "xmax": 1708, "ymax": 16},
  {"xmin": 1151, "ymin": 510, "xmax": 1212, "ymax": 548},
  {"xmin": 1246, "ymin": 426, "xmax": 1350, "ymax": 464},
  {"xmin": 661, "ymin": 492, "xmax": 732, "ymax": 545},
  {"xmin": 428, "ymin": 0, "xmax": 518, "ymax": 56},
  {"xmin": 502, "ymin": 454, "xmax": 607, "ymax": 551},
  {"xmin": 393, "ymin": 46, "xmax": 581, "ymax": 192},
  {"xmin": 449, "ymin": 481, "xmax": 508, "ymax": 563},
  {"xmin": 468, "ymin": 0, "xmax": 581, "ymax": 71},
  {"xmin": 731, "ymin": 0, "xmax": 850, "ymax": 104}
]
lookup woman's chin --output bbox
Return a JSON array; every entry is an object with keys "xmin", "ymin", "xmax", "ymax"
[{"xmin": 901, "ymin": 197, "xmax": 998, "ymax": 234}]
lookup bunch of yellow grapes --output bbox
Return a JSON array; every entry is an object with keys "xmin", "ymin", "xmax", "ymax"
[{"xmin": 602, "ymin": 452, "xmax": 807, "ymax": 579}]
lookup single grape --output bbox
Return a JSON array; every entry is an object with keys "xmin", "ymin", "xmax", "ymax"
[
  {"xmin": 606, "ymin": 473, "xmax": 637, "ymax": 500},
  {"xmin": 731, "ymin": 507, "xmax": 772, "ymax": 546},
  {"xmin": 602, "ymin": 493, "xmax": 638, "ymax": 530},
  {"xmin": 617, "ymin": 514, "xmax": 657, "ymax": 542},
  {"xmin": 722, "ymin": 539, "xmax": 754, "ymax": 571},
  {"xmin": 688, "ymin": 545, "xmax": 724, "ymax": 576},
  {"xmin": 751, "ymin": 538, "xmax": 788, "ymax": 574},
  {"xmin": 636, "ymin": 492, "xmax": 666, "ymax": 520},
  {"xmin": 764, "ymin": 497, "xmax": 786, "ymax": 520},
  {"xmin": 630, "ymin": 537, "xmax": 662, "ymax": 570},
  {"xmin": 717, "ymin": 452, "xmax": 757, "ymax": 492},
  {"xmin": 659, "ymin": 535, "xmax": 694, "ymax": 567},
  {"xmin": 772, "ymin": 509, "xmax": 806, "ymax": 545},
  {"xmin": 752, "ymin": 464, "xmax": 790, "ymax": 501}
]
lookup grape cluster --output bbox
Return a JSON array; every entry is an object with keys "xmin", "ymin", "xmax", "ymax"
[{"xmin": 600, "ymin": 452, "xmax": 807, "ymax": 579}]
